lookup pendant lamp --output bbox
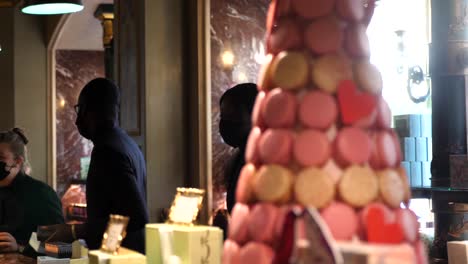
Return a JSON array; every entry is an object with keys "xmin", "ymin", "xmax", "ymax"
[{"xmin": 22, "ymin": 0, "xmax": 84, "ymax": 15}]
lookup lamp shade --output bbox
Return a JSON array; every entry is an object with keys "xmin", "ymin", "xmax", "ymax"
[{"xmin": 22, "ymin": 0, "xmax": 84, "ymax": 15}]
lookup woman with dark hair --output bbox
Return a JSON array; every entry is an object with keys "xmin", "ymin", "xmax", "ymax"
[
  {"xmin": 219, "ymin": 83, "xmax": 258, "ymax": 213},
  {"xmin": 0, "ymin": 128, "xmax": 64, "ymax": 254}
]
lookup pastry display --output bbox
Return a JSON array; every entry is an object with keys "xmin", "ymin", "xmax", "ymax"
[{"xmin": 224, "ymin": 0, "xmax": 428, "ymax": 263}]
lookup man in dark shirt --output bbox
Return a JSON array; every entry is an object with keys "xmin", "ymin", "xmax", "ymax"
[{"xmin": 39, "ymin": 78, "xmax": 149, "ymax": 254}]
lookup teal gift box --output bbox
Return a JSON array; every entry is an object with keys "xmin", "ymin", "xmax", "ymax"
[{"xmin": 146, "ymin": 224, "xmax": 222, "ymax": 264}]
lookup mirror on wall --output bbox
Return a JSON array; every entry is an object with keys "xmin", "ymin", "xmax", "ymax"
[{"xmin": 209, "ymin": 0, "xmax": 270, "ymax": 214}]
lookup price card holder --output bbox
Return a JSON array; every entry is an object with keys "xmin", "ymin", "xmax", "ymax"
[
  {"xmin": 100, "ymin": 214, "xmax": 129, "ymax": 255},
  {"xmin": 167, "ymin": 188, "xmax": 205, "ymax": 225}
]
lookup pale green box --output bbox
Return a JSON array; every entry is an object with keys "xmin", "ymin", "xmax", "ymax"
[
  {"xmin": 88, "ymin": 248, "xmax": 146, "ymax": 264},
  {"xmin": 146, "ymin": 224, "xmax": 222, "ymax": 264}
]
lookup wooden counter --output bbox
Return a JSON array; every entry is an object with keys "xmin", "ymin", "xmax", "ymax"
[{"xmin": 0, "ymin": 253, "xmax": 36, "ymax": 264}]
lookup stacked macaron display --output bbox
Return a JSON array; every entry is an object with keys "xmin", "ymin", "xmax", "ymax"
[{"xmin": 223, "ymin": 0, "xmax": 428, "ymax": 263}]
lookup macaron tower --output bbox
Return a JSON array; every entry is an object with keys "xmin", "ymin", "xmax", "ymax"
[{"xmin": 223, "ymin": 0, "xmax": 428, "ymax": 263}]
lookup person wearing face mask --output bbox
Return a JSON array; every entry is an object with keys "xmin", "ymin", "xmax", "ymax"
[
  {"xmin": 0, "ymin": 128, "xmax": 64, "ymax": 254},
  {"xmin": 219, "ymin": 83, "xmax": 258, "ymax": 213}
]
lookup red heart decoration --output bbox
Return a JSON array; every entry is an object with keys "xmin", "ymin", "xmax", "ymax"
[
  {"xmin": 337, "ymin": 80, "xmax": 377, "ymax": 125},
  {"xmin": 366, "ymin": 207, "xmax": 404, "ymax": 244}
]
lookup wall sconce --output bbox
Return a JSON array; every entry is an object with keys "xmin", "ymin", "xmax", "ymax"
[
  {"xmin": 394, "ymin": 29, "xmax": 431, "ymax": 103},
  {"xmin": 22, "ymin": 0, "xmax": 84, "ymax": 15},
  {"xmin": 407, "ymin": 65, "xmax": 430, "ymax": 103},
  {"xmin": 395, "ymin": 30, "xmax": 407, "ymax": 74},
  {"xmin": 235, "ymin": 71, "xmax": 247, "ymax": 82},
  {"xmin": 253, "ymin": 40, "xmax": 266, "ymax": 65},
  {"xmin": 221, "ymin": 50, "xmax": 235, "ymax": 70}
]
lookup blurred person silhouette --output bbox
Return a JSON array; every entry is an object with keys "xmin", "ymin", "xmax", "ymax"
[
  {"xmin": 38, "ymin": 78, "xmax": 148, "ymax": 254},
  {"xmin": 219, "ymin": 83, "xmax": 258, "ymax": 213},
  {"xmin": 211, "ymin": 209, "xmax": 229, "ymax": 240}
]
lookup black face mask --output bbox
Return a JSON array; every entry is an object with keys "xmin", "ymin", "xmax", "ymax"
[
  {"xmin": 219, "ymin": 119, "xmax": 250, "ymax": 148},
  {"xmin": 0, "ymin": 161, "xmax": 12, "ymax": 181}
]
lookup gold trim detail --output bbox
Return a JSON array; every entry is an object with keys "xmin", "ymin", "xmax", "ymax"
[
  {"xmin": 100, "ymin": 215, "xmax": 129, "ymax": 255},
  {"xmin": 167, "ymin": 188, "xmax": 205, "ymax": 226}
]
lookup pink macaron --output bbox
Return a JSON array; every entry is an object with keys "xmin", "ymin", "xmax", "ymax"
[
  {"xmin": 334, "ymin": 126, "xmax": 371, "ymax": 166},
  {"xmin": 262, "ymin": 88, "xmax": 297, "ymax": 128},
  {"xmin": 252, "ymin": 91, "xmax": 266, "ymax": 129},
  {"xmin": 269, "ymin": 18, "xmax": 303, "ymax": 55},
  {"xmin": 304, "ymin": 16, "xmax": 344, "ymax": 54},
  {"xmin": 345, "ymin": 23, "xmax": 370, "ymax": 58},
  {"xmin": 266, "ymin": 0, "xmax": 292, "ymax": 39},
  {"xmin": 273, "ymin": 206, "xmax": 290, "ymax": 243},
  {"xmin": 229, "ymin": 203, "xmax": 250, "ymax": 244},
  {"xmin": 275, "ymin": 0, "xmax": 292, "ymax": 17},
  {"xmin": 395, "ymin": 208, "xmax": 419, "ymax": 243},
  {"xmin": 376, "ymin": 98, "xmax": 392, "ymax": 129},
  {"xmin": 298, "ymin": 90, "xmax": 338, "ymax": 130},
  {"xmin": 247, "ymin": 203, "xmax": 279, "ymax": 244},
  {"xmin": 258, "ymin": 129, "xmax": 294, "ymax": 165},
  {"xmin": 291, "ymin": 0, "xmax": 336, "ymax": 19},
  {"xmin": 238, "ymin": 242, "xmax": 275, "ymax": 264},
  {"xmin": 336, "ymin": 0, "xmax": 365, "ymax": 22},
  {"xmin": 245, "ymin": 127, "xmax": 262, "ymax": 164},
  {"xmin": 321, "ymin": 201, "xmax": 359, "ymax": 241},
  {"xmin": 369, "ymin": 130, "xmax": 400, "ymax": 169},
  {"xmin": 294, "ymin": 130, "xmax": 331, "ymax": 167},
  {"xmin": 414, "ymin": 239, "xmax": 429, "ymax": 264},
  {"xmin": 390, "ymin": 130, "xmax": 403, "ymax": 163},
  {"xmin": 223, "ymin": 240, "xmax": 241, "ymax": 264},
  {"xmin": 235, "ymin": 164, "xmax": 256, "ymax": 204}
]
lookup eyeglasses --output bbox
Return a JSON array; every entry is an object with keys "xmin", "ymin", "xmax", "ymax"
[
  {"xmin": 0, "ymin": 160, "xmax": 16, "ymax": 171},
  {"xmin": 5, "ymin": 163, "xmax": 16, "ymax": 171}
]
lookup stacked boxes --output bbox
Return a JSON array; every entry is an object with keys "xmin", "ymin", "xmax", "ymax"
[
  {"xmin": 394, "ymin": 114, "xmax": 432, "ymax": 187},
  {"xmin": 146, "ymin": 224, "xmax": 223, "ymax": 264}
]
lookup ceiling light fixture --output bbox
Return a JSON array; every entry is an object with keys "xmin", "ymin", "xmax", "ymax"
[{"xmin": 21, "ymin": 0, "xmax": 84, "ymax": 15}]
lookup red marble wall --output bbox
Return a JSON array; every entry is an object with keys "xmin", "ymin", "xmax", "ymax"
[
  {"xmin": 55, "ymin": 50, "xmax": 105, "ymax": 197},
  {"xmin": 210, "ymin": 0, "xmax": 270, "ymax": 210}
]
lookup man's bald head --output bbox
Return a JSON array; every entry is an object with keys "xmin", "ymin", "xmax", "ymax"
[
  {"xmin": 76, "ymin": 78, "xmax": 120, "ymax": 139},
  {"xmin": 78, "ymin": 78, "xmax": 120, "ymax": 110}
]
